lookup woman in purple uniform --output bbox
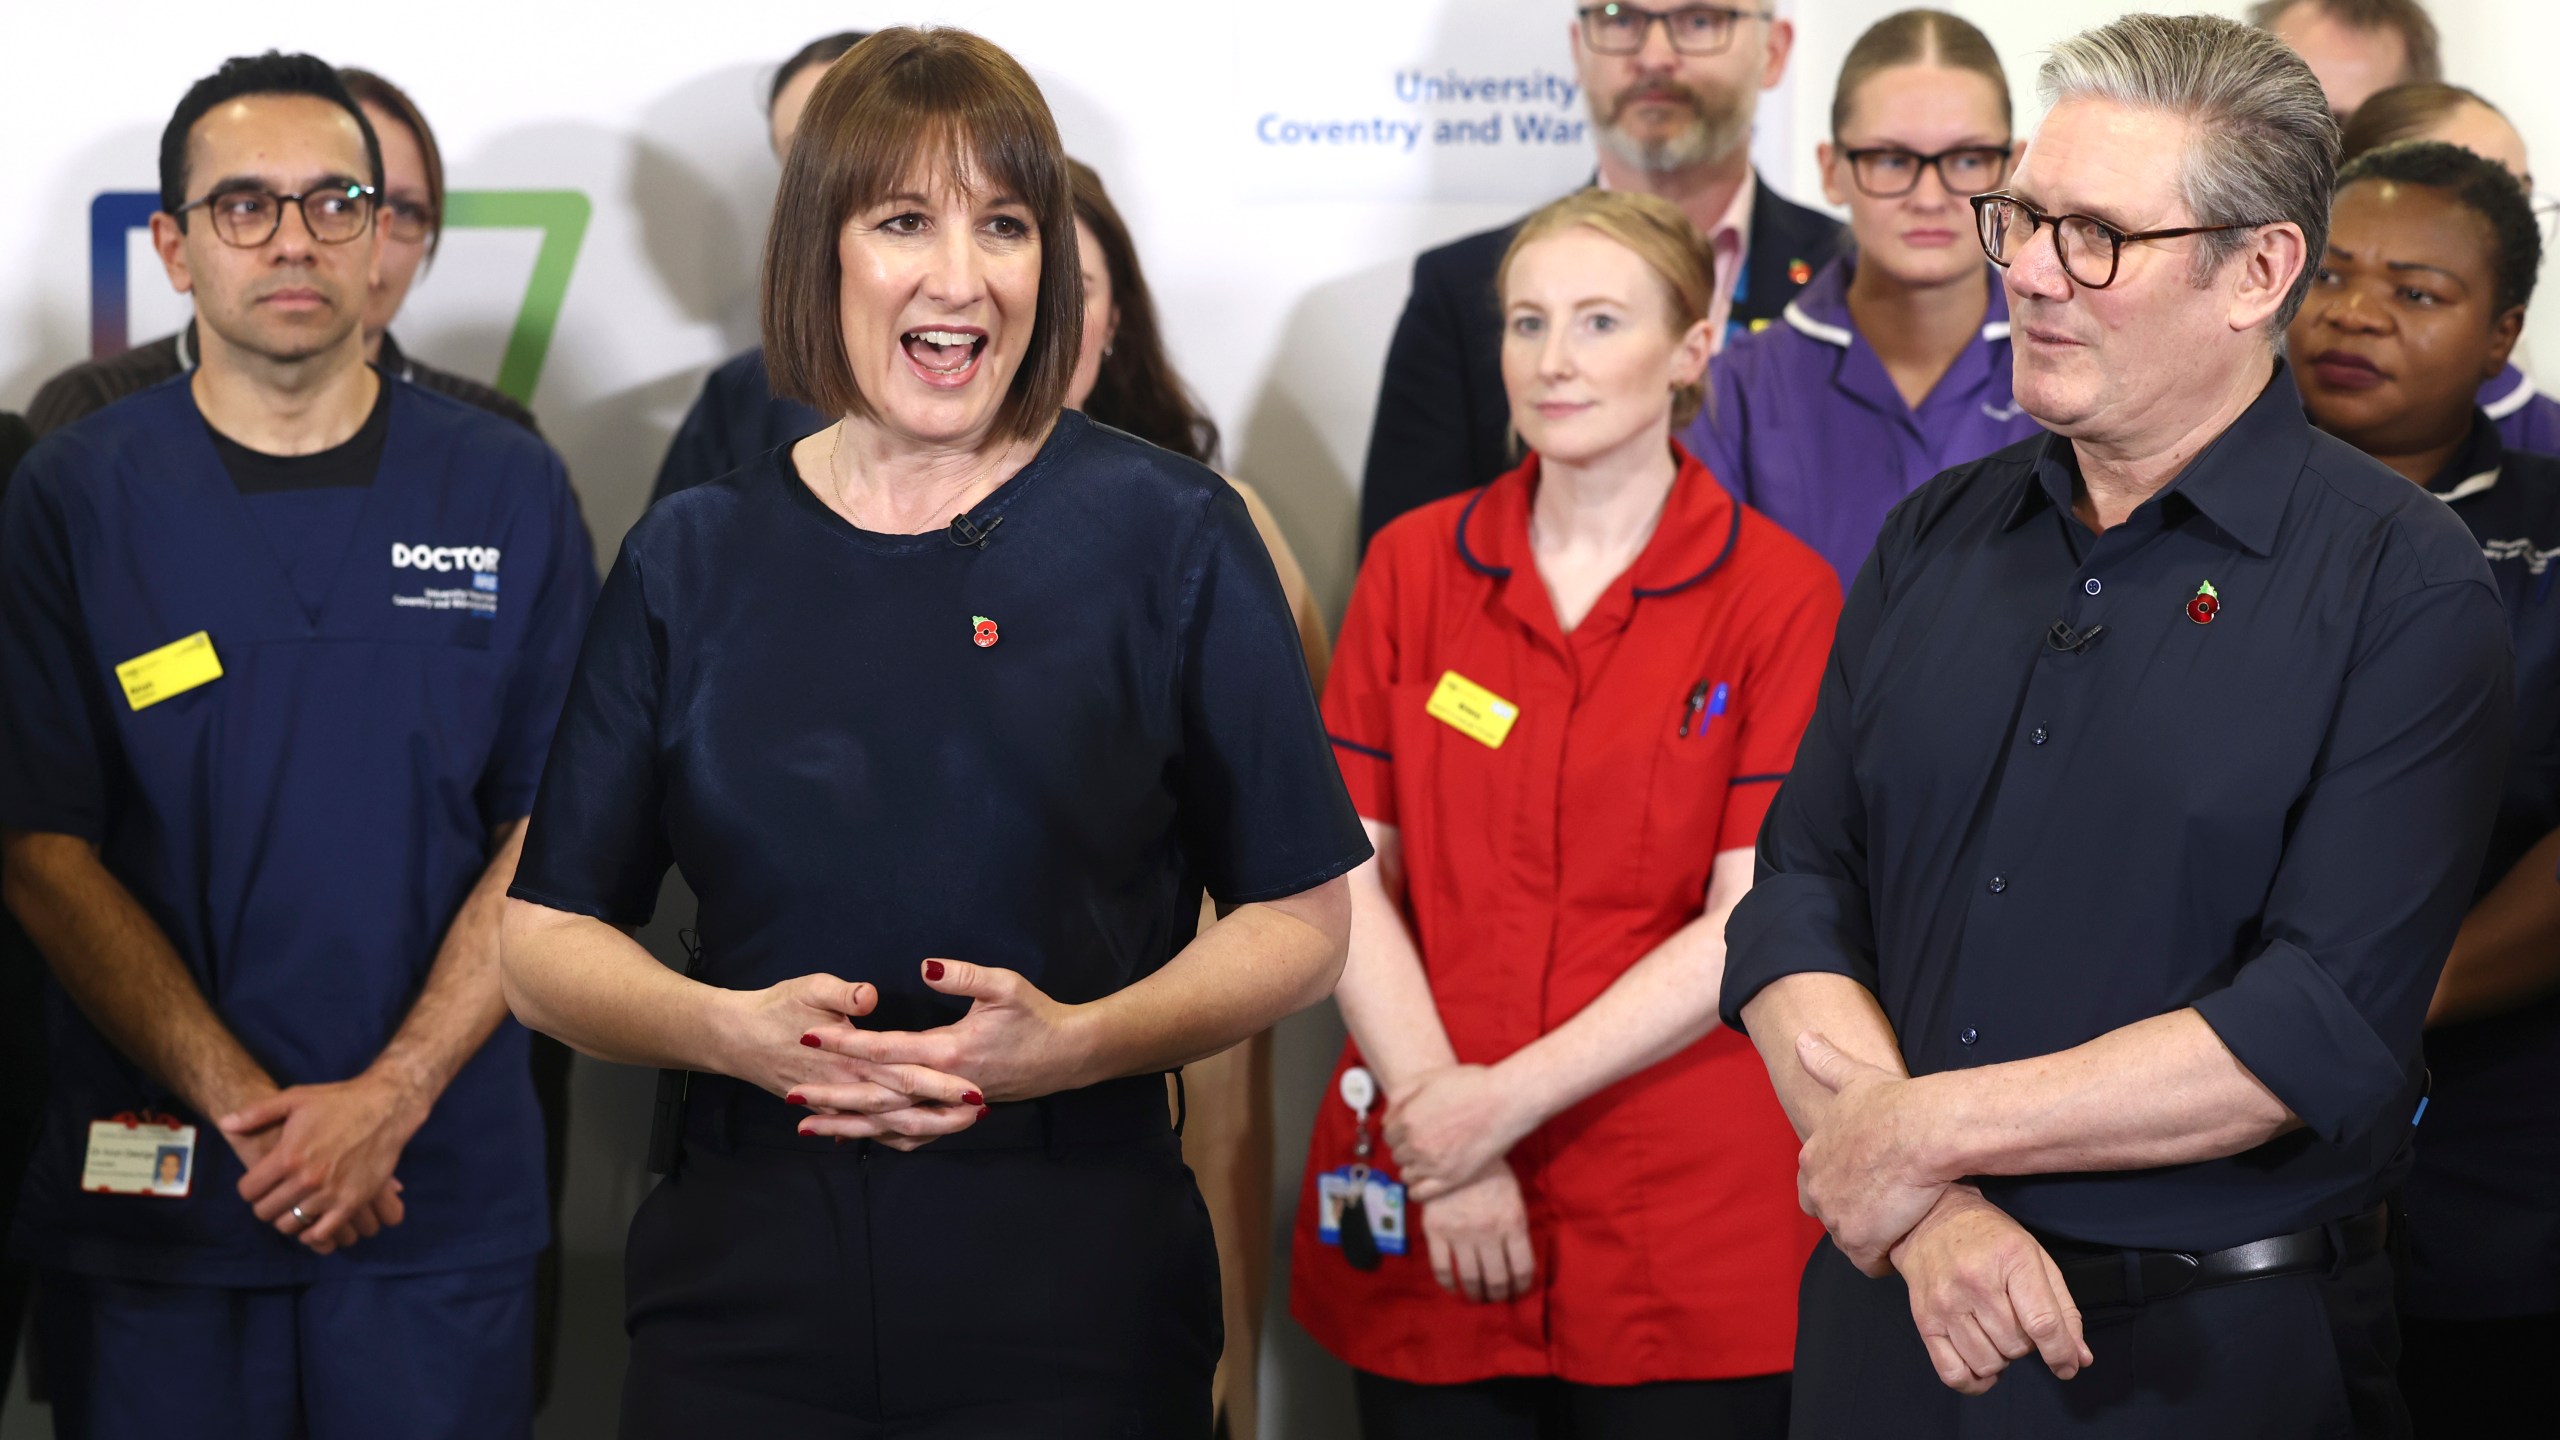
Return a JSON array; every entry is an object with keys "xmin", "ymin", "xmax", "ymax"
[{"xmin": 1684, "ymin": 10, "xmax": 2040, "ymax": 590}]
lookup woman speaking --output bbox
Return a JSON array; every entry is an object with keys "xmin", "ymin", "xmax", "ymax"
[{"xmin": 498, "ymin": 27, "xmax": 1367, "ymax": 1439}]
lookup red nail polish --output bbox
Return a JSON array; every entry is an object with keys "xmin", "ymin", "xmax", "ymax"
[
  {"xmin": 977, "ymin": 1107, "xmax": 989, "ymax": 1120},
  {"xmin": 800, "ymin": 1034, "xmax": 821, "ymax": 1048},
  {"xmin": 798, "ymin": 1127, "xmax": 814, "ymax": 1138},
  {"xmin": 924, "ymin": 960, "xmax": 945, "ymax": 981},
  {"xmin": 962, "ymin": 1091, "xmax": 983, "ymax": 1106},
  {"xmin": 786, "ymin": 1093, "xmax": 806, "ymax": 1107},
  {"xmin": 833, "ymin": 1137, "xmax": 845, "ymax": 1146}
]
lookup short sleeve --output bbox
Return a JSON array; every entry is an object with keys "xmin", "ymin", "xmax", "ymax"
[
  {"xmin": 1176, "ymin": 485, "xmax": 1372, "ymax": 903},
  {"xmin": 507, "ymin": 540, "xmax": 673, "ymax": 925},
  {"xmin": 478, "ymin": 455, "xmax": 599, "ymax": 825},
  {"xmin": 2191, "ymin": 577, "xmax": 2513, "ymax": 1144},
  {"xmin": 1717, "ymin": 559, "xmax": 1842, "ymax": 852},
  {"xmin": 0, "ymin": 451, "xmax": 118, "ymax": 842},
  {"xmin": 1318, "ymin": 530, "xmax": 1407, "ymax": 826}
]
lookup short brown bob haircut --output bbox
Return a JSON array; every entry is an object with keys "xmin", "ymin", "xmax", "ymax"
[
  {"xmin": 762, "ymin": 27, "xmax": 1080, "ymax": 441},
  {"xmin": 1496, "ymin": 190, "xmax": 1719, "ymax": 429}
]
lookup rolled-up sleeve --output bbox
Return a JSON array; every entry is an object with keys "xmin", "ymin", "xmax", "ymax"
[
  {"xmin": 1719, "ymin": 541, "xmax": 1887, "ymax": 1029},
  {"xmin": 2192, "ymin": 577, "xmax": 2512, "ymax": 1144}
]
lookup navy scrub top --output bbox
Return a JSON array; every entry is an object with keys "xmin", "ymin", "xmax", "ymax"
[
  {"xmin": 512, "ymin": 409, "xmax": 1369, "ymax": 1053},
  {"xmin": 0, "ymin": 376, "xmax": 597, "ymax": 1286},
  {"xmin": 2404, "ymin": 416, "xmax": 2560, "ymax": 1319}
]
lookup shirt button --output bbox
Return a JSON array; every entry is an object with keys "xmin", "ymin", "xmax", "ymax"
[
  {"xmin": 1988, "ymin": 875, "xmax": 2008, "ymax": 893},
  {"xmin": 2030, "ymin": 726, "xmax": 2049, "ymax": 746},
  {"xmin": 1960, "ymin": 1027, "xmax": 1980, "ymax": 1046},
  {"xmin": 2085, "ymin": 578, "xmax": 2102, "ymax": 595}
]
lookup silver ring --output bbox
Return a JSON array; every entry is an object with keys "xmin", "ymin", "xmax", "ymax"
[{"xmin": 289, "ymin": 1205, "xmax": 311, "ymax": 1224}]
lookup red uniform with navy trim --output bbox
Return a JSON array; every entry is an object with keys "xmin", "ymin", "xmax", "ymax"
[{"xmin": 1292, "ymin": 444, "xmax": 1838, "ymax": 1386}]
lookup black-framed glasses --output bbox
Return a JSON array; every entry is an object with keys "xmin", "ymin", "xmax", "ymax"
[
  {"xmin": 1577, "ymin": 3, "xmax": 1773, "ymax": 58},
  {"xmin": 1841, "ymin": 145, "xmax": 2013, "ymax": 199},
  {"xmin": 173, "ymin": 182, "xmax": 376, "ymax": 248},
  {"xmin": 1971, "ymin": 190, "xmax": 2273, "ymax": 290},
  {"xmin": 379, "ymin": 196, "xmax": 435, "ymax": 245}
]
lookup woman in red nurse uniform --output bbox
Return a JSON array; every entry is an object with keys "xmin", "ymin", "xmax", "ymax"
[{"xmin": 1293, "ymin": 188, "xmax": 1841, "ymax": 1440}]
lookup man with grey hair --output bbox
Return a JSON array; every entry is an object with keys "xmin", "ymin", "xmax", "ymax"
[
  {"xmin": 1722, "ymin": 13, "xmax": 2508, "ymax": 1436},
  {"xmin": 2252, "ymin": 0, "xmax": 2442, "ymax": 121},
  {"xmin": 1355, "ymin": 1, "xmax": 1840, "ymax": 545}
]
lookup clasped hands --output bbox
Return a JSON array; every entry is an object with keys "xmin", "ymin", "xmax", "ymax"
[
  {"xmin": 217, "ymin": 1070, "xmax": 427, "ymax": 1256},
  {"xmin": 746, "ymin": 958, "xmax": 1091, "ymax": 1151},
  {"xmin": 1380, "ymin": 1061, "xmax": 1543, "ymax": 1304},
  {"xmin": 1792, "ymin": 1033, "xmax": 2092, "ymax": 1395}
]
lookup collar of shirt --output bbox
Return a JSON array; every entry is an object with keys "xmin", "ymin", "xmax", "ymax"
[
  {"xmin": 2424, "ymin": 410, "xmax": 2505, "ymax": 503},
  {"xmin": 1453, "ymin": 441, "xmax": 1741, "ymax": 641},
  {"xmin": 2006, "ymin": 361, "xmax": 2307, "ymax": 558},
  {"xmin": 1779, "ymin": 253, "xmax": 2014, "ymax": 421}
]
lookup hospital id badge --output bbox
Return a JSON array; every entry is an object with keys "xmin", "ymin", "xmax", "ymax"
[
  {"xmin": 1316, "ymin": 1167, "xmax": 1408, "ymax": 1257},
  {"xmin": 1425, "ymin": 670, "xmax": 1520, "ymax": 749},
  {"xmin": 81, "ymin": 1112, "xmax": 197, "ymax": 1197},
  {"xmin": 115, "ymin": 631, "xmax": 222, "ymax": 711}
]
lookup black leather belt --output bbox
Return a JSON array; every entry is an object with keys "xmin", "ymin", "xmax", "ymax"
[{"xmin": 2045, "ymin": 1207, "xmax": 2388, "ymax": 1310}]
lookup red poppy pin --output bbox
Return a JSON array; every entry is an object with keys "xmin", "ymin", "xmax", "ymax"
[
  {"xmin": 2187, "ymin": 580, "xmax": 2219, "ymax": 625},
  {"xmin": 1788, "ymin": 258, "xmax": 1813, "ymax": 286},
  {"xmin": 971, "ymin": 614, "xmax": 999, "ymax": 648}
]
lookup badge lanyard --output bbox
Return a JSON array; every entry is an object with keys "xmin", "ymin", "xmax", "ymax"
[{"xmin": 1317, "ymin": 1066, "xmax": 1407, "ymax": 1269}]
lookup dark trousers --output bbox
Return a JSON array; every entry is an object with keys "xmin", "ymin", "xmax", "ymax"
[
  {"xmin": 1353, "ymin": 1369, "xmax": 1790, "ymax": 1440},
  {"xmin": 2400, "ymin": 1310, "xmax": 2560, "ymax": 1438},
  {"xmin": 36, "ymin": 1258, "xmax": 535, "ymax": 1439},
  {"xmin": 1790, "ymin": 1237, "xmax": 2406, "ymax": 1439},
  {"xmin": 618, "ymin": 1078, "xmax": 1220, "ymax": 1440}
]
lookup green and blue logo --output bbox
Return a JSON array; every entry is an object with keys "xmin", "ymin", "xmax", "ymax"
[{"xmin": 86, "ymin": 189, "xmax": 589, "ymax": 404}]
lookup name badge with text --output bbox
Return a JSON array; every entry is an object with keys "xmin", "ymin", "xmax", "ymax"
[
  {"xmin": 1425, "ymin": 670, "xmax": 1520, "ymax": 749},
  {"xmin": 81, "ymin": 1115, "xmax": 196, "ymax": 1197},
  {"xmin": 114, "ymin": 632, "xmax": 222, "ymax": 711}
]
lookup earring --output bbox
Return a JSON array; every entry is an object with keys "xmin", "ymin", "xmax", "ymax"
[{"xmin": 1103, "ymin": 344, "xmax": 1115, "ymax": 358}]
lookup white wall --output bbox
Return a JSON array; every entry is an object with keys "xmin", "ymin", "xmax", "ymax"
[{"xmin": 3, "ymin": 3, "xmax": 2551, "ymax": 1436}]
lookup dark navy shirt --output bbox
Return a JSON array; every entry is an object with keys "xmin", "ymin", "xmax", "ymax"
[
  {"xmin": 513, "ymin": 410, "xmax": 1369, "ymax": 1081},
  {"xmin": 646, "ymin": 346, "xmax": 825, "ymax": 507},
  {"xmin": 1723, "ymin": 368, "xmax": 2514, "ymax": 1252},
  {"xmin": 0, "ymin": 377, "xmax": 595, "ymax": 1285},
  {"xmin": 2401, "ymin": 415, "xmax": 2560, "ymax": 1318}
]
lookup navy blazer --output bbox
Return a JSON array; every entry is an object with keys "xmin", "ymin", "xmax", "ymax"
[{"xmin": 1356, "ymin": 174, "xmax": 1842, "ymax": 548}]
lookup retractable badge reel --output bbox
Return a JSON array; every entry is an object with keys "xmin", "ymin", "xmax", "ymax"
[{"xmin": 1318, "ymin": 1066, "xmax": 1407, "ymax": 1270}]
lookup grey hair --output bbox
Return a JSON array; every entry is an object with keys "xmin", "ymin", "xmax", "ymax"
[{"xmin": 2039, "ymin": 13, "xmax": 2340, "ymax": 330}]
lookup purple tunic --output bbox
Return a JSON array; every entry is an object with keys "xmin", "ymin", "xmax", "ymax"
[
  {"xmin": 1681, "ymin": 255, "xmax": 2045, "ymax": 588},
  {"xmin": 2483, "ymin": 363, "xmax": 2560, "ymax": 456}
]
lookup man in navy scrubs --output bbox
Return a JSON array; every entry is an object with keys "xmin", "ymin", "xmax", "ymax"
[
  {"xmin": 1724, "ymin": 17, "xmax": 2509, "ymax": 1437},
  {"xmin": 0, "ymin": 53, "xmax": 593, "ymax": 1438},
  {"xmin": 643, "ymin": 30, "xmax": 857, "ymax": 505}
]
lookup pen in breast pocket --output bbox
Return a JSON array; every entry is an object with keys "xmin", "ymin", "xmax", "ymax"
[{"xmin": 1679, "ymin": 681, "xmax": 1729, "ymax": 738}]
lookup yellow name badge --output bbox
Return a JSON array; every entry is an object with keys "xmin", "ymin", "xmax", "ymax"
[
  {"xmin": 1425, "ymin": 670, "xmax": 1521, "ymax": 749},
  {"xmin": 114, "ymin": 631, "xmax": 223, "ymax": 711}
]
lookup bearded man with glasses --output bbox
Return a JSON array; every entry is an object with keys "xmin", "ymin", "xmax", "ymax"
[
  {"xmin": 0, "ymin": 51, "xmax": 593, "ymax": 1439},
  {"xmin": 1356, "ymin": 0, "xmax": 1840, "ymax": 547},
  {"xmin": 1724, "ymin": 15, "xmax": 2510, "ymax": 1437}
]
